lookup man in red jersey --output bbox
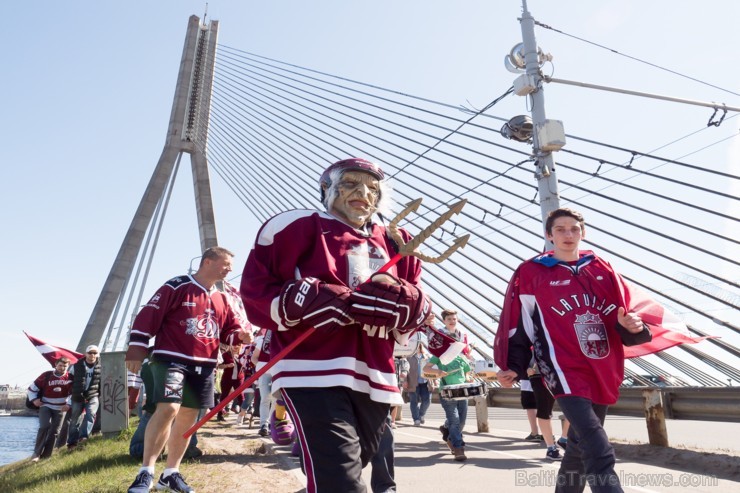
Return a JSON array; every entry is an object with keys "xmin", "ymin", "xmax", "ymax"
[
  {"xmin": 495, "ymin": 208, "xmax": 652, "ymax": 493},
  {"xmin": 125, "ymin": 246, "xmax": 251, "ymax": 493},
  {"xmin": 28, "ymin": 357, "xmax": 73, "ymax": 461},
  {"xmin": 241, "ymin": 158, "xmax": 431, "ymax": 492}
]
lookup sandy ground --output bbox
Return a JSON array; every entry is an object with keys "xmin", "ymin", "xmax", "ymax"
[
  {"xmin": 612, "ymin": 440, "xmax": 740, "ymax": 483},
  {"xmin": 182, "ymin": 420, "xmax": 304, "ymax": 493},
  {"xmin": 181, "ymin": 418, "xmax": 739, "ymax": 492}
]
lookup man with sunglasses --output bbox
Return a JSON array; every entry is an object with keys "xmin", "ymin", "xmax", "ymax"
[{"xmin": 66, "ymin": 344, "xmax": 102, "ymax": 450}]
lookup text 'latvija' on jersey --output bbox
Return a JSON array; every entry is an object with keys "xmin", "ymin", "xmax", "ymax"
[
  {"xmin": 28, "ymin": 371, "xmax": 73, "ymax": 410},
  {"xmin": 241, "ymin": 209, "xmax": 423, "ymax": 405},
  {"xmin": 495, "ymin": 251, "xmax": 650, "ymax": 405},
  {"xmin": 127, "ymin": 275, "xmax": 245, "ymax": 367}
]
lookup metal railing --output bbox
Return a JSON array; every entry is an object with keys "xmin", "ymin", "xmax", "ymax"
[
  {"xmin": 479, "ymin": 386, "xmax": 740, "ymax": 446},
  {"xmin": 486, "ymin": 387, "xmax": 740, "ymax": 422}
]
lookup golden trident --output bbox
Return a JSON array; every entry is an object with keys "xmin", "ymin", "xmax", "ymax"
[{"xmin": 385, "ymin": 197, "xmax": 470, "ymax": 267}]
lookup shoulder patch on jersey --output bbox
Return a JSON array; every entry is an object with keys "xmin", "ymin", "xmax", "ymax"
[
  {"xmin": 165, "ymin": 275, "xmax": 190, "ymax": 289},
  {"xmin": 257, "ymin": 210, "xmax": 320, "ymax": 246}
]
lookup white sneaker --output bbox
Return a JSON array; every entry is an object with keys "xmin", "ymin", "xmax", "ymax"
[
  {"xmin": 414, "ymin": 420, "xmax": 421, "ymax": 426},
  {"xmin": 236, "ymin": 415, "xmax": 244, "ymax": 425}
]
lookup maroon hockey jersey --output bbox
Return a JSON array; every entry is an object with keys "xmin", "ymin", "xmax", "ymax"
[
  {"xmin": 240, "ymin": 209, "xmax": 424, "ymax": 405},
  {"xmin": 126, "ymin": 275, "xmax": 246, "ymax": 367},
  {"xmin": 27, "ymin": 370, "xmax": 73, "ymax": 410},
  {"xmin": 220, "ymin": 349, "xmax": 246, "ymax": 381},
  {"xmin": 494, "ymin": 251, "xmax": 651, "ymax": 405}
]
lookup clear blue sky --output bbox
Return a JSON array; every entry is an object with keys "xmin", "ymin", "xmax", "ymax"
[{"xmin": 2, "ymin": 1, "xmax": 738, "ymax": 386}]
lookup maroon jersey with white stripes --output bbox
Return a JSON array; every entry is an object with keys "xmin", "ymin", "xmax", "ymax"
[
  {"xmin": 27, "ymin": 370, "xmax": 73, "ymax": 410},
  {"xmin": 220, "ymin": 349, "xmax": 245, "ymax": 381},
  {"xmin": 240, "ymin": 209, "xmax": 423, "ymax": 405},
  {"xmin": 496, "ymin": 252, "xmax": 628, "ymax": 405},
  {"xmin": 127, "ymin": 275, "xmax": 245, "ymax": 367}
]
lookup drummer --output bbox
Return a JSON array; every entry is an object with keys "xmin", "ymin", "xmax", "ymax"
[
  {"xmin": 440, "ymin": 309, "xmax": 475, "ymax": 362},
  {"xmin": 423, "ymin": 351, "xmax": 472, "ymax": 462}
]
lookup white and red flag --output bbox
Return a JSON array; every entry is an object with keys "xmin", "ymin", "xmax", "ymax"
[
  {"xmin": 24, "ymin": 331, "xmax": 83, "ymax": 366},
  {"xmin": 424, "ymin": 324, "xmax": 466, "ymax": 364},
  {"xmin": 618, "ymin": 279, "xmax": 710, "ymax": 358}
]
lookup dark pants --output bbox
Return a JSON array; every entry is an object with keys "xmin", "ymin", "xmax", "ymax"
[
  {"xmin": 370, "ymin": 413, "xmax": 396, "ymax": 493},
  {"xmin": 34, "ymin": 407, "xmax": 66, "ymax": 459},
  {"xmin": 282, "ymin": 387, "xmax": 389, "ymax": 493},
  {"xmin": 55, "ymin": 411, "xmax": 71, "ymax": 448},
  {"xmin": 530, "ymin": 377, "xmax": 555, "ymax": 420},
  {"xmin": 220, "ymin": 375, "xmax": 245, "ymax": 411},
  {"xmin": 555, "ymin": 396, "xmax": 622, "ymax": 493}
]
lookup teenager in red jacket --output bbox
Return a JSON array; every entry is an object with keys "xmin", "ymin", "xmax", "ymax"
[{"xmin": 495, "ymin": 208, "xmax": 651, "ymax": 493}]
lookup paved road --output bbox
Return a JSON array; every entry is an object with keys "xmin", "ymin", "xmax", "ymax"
[{"xmin": 270, "ymin": 403, "xmax": 740, "ymax": 492}]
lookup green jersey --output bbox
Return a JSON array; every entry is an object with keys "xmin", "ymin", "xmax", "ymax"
[{"xmin": 428, "ymin": 355, "xmax": 471, "ymax": 386}]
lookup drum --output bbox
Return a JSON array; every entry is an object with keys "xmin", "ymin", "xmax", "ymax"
[{"xmin": 439, "ymin": 382, "xmax": 487, "ymax": 401}]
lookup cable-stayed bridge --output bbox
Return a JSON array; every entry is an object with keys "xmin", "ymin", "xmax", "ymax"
[{"xmin": 83, "ymin": 15, "xmax": 739, "ymax": 392}]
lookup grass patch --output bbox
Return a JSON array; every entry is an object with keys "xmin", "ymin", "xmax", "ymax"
[{"xmin": 0, "ymin": 418, "xmax": 196, "ymax": 493}]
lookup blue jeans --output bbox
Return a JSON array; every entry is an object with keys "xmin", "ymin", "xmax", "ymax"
[
  {"xmin": 67, "ymin": 397, "xmax": 99, "ymax": 445},
  {"xmin": 242, "ymin": 390, "xmax": 255, "ymax": 411},
  {"xmin": 258, "ymin": 373, "xmax": 273, "ymax": 427},
  {"xmin": 408, "ymin": 384, "xmax": 430, "ymax": 422},
  {"xmin": 439, "ymin": 397, "xmax": 468, "ymax": 448},
  {"xmin": 555, "ymin": 396, "xmax": 621, "ymax": 493}
]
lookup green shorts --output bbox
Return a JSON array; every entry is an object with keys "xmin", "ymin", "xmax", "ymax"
[{"xmin": 149, "ymin": 358, "xmax": 215, "ymax": 409}]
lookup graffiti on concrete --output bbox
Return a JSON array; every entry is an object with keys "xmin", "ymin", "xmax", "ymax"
[{"xmin": 102, "ymin": 374, "xmax": 126, "ymax": 416}]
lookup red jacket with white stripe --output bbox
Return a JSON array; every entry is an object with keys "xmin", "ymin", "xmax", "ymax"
[
  {"xmin": 27, "ymin": 370, "xmax": 73, "ymax": 411},
  {"xmin": 240, "ymin": 209, "xmax": 424, "ymax": 405}
]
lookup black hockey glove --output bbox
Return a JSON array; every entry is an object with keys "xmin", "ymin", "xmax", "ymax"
[
  {"xmin": 349, "ymin": 273, "xmax": 431, "ymax": 332},
  {"xmin": 278, "ymin": 277, "xmax": 355, "ymax": 331}
]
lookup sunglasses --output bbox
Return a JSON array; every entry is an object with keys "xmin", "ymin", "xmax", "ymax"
[{"xmin": 87, "ymin": 352, "xmax": 99, "ymax": 355}]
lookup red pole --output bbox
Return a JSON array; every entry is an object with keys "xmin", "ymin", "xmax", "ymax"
[
  {"xmin": 183, "ymin": 253, "xmax": 403, "ymax": 438},
  {"xmin": 183, "ymin": 327, "xmax": 315, "ymax": 439}
]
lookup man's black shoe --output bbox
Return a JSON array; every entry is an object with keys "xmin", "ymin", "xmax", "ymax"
[{"xmin": 439, "ymin": 425, "xmax": 449, "ymax": 442}]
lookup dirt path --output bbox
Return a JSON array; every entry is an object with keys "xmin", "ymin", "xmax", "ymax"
[{"xmin": 181, "ymin": 421, "xmax": 304, "ymax": 492}]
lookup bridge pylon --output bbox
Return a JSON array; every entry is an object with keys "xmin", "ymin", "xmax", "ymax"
[{"xmin": 78, "ymin": 15, "xmax": 219, "ymax": 353}]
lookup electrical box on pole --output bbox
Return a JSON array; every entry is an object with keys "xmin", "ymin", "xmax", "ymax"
[{"xmin": 536, "ymin": 120, "xmax": 566, "ymax": 152}]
